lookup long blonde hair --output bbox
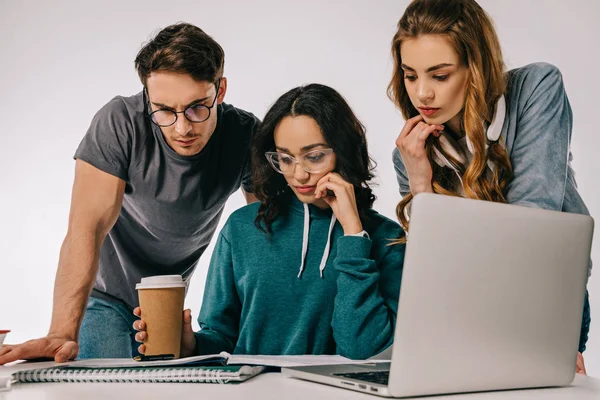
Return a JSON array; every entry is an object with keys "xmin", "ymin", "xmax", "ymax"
[{"xmin": 388, "ymin": 0, "xmax": 513, "ymax": 237}]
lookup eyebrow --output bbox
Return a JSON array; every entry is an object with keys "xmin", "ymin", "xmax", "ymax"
[
  {"xmin": 276, "ymin": 143, "xmax": 328, "ymax": 153},
  {"xmin": 151, "ymin": 96, "xmax": 211, "ymax": 110},
  {"xmin": 401, "ymin": 63, "xmax": 455, "ymax": 73}
]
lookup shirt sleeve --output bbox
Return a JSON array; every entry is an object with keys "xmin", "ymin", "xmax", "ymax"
[
  {"xmin": 241, "ymin": 149, "xmax": 254, "ymax": 194},
  {"xmin": 194, "ymin": 232, "xmax": 241, "ymax": 355},
  {"xmin": 392, "ymin": 148, "xmax": 411, "ymax": 197},
  {"xmin": 74, "ymin": 97, "xmax": 132, "ymax": 181},
  {"xmin": 505, "ymin": 63, "xmax": 592, "ymax": 353},
  {"xmin": 331, "ymin": 230, "xmax": 405, "ymax": 360},
  {"xmin": 505, "ymin": 63, "xmax": 572, "ymax": 210},
  {"xmin": 240, "ymin": 117, "xmax": 260, "ymax": 194}
]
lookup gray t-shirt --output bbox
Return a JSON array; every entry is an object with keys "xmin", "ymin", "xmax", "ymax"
[{"xmin": 74, "ymin": 91, "xmax": 258, "ymax": 309}]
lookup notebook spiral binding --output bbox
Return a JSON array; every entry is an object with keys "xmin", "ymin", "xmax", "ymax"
[{"xmin": 14, "ymin": 367, "xmax": 232, "ymax": 384}]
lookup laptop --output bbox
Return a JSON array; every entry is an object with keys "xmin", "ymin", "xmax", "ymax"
[{"xmin": 283, "ymin": 193, "xmax": 594, "ymax": 397}]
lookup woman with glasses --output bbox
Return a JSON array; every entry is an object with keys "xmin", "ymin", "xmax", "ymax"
[
  {"xmin": 389, "ymin": 0, "xmax": 591, "ymax": 373},
  {"xmin": 133, "ymin": 84, "xmax": 405, "ymax": 359}
]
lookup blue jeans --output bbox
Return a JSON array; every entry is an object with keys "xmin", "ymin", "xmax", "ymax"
[
  {"xmin": 580, "ymin": 290, "xmax": 591, "ymax": 353},
  {"xmin": 78, "ymin": 297, "xmax": 141, "ymax": 359}
]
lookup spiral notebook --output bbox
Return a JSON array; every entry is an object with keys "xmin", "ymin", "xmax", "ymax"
[
  {"xmin": 0, "ymin": 353, "xmax": 380, "ymax": 391},
  {"xmin": 0, "ymin": 364, "xmax": 265, "ymax": 391}
]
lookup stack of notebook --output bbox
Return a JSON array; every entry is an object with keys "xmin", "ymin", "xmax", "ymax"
[{"xmin": 1, "ymin": 352, "xmax": 378, "ymax": 391}]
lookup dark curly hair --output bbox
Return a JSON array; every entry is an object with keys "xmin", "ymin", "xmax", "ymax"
[{"xmin": 253, "ymin": 83, "xmax": 376, "ymax": 234}]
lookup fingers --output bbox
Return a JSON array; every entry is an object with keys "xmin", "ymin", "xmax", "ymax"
[
  {"xmin": 315, "ymin": 181, "xmax": 341, "ymax": 200},
  {"xmin": 576, "ymin": 357, "xmax": 584, "ymax": 373},
  {"xmin": 320, "ymin": 173, "xmax": 348, "ymax": 185},
  {"xmin": 0, "ymin": 340, "xmax": 39, "ymax": 364},
  {"xmin": 4, "ymin": 340, "xmax": 40, "ymax": 361},
  {"xmin": 135, "ymin": 331, "xmax": 147, "ymax": 343},
  {"xmin": 132, "ymin": 319, "xmax": 146, "ymax": 332},
  {"xmin": 55, "ymin": 341, "xmax": 78, "ymax": 363},
  {"xmin": 138, "ymin": 344, "xmax": 146, "ymax": 355},
  {"xmin": 397, "ymin": 122, "xmax": 444, "ymax": 159},
  {"xmin": 0, "ymin": 346, "xmax": 20, "ymax": 365},
  {"xmin": 576, "ymin": 352, "xmax": 587, "ymax": 375},
  {"xmin": 397, "ymin": 117, "xmax": 443, "ymax": 149},
  {"xmin": 133, "ymin": 319, "xmax": 147, "ymax": 342},
  {"xmin": 417, "ymin": 123, "xmax": 444, "ymax": 142},
  {"xmin": 315, "ymin": 173, "xmax": 352, "ymax": 199},
  {"xmin": 133, "ymin": 307, "xmax": 141, "ymax": 317},
  {"xmin": 183, "ymin": 309, "xmax": 194, "ymax": 333},
  {"xmin": 0, "ymin": 337, "xmax": 78, "ymax": 365},
  {"xmin": 398, "ymin": 115, "xmax": 424, "ymax": 139},
  {"xmin": 0, "ymin": 344, "xmax": 14, "ymax": 357}
]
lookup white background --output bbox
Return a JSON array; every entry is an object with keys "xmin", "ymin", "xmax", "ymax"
[{"xmin": 1, "ymin": 0, "xmax": 599, "ymax": 375}]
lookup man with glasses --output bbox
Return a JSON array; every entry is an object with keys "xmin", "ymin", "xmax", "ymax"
[{"xmin": 0, "ymin": 23, "xmax": 258, "ymax": 363}]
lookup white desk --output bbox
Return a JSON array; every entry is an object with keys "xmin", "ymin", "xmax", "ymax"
[{"xmin": 0, "ymin": 372, "xmax": 598, "ymax": 399}]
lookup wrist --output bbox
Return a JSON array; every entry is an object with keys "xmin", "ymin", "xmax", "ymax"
[
  {"xmin": 49, "ymin": 319, "xmax": 79, "ymax": 342},
  {"xmin": 410, "ymin": 182, "xmax": 433, "ymax": 196},
  {"xmin": 342, "ymin": 221, "xmax": 363, "ymax": 236},
  {"xmin": 48, "ymin": 329, "xmax": 77, "ymax": 342},
  {"xmin": 344, "ymin": 230, "xmax": 370, "ymax": 239}
]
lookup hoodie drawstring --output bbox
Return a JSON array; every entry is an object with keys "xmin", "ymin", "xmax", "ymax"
[
  {"xmin": 298, "ymin": 203, "xmax": 337, "ymax": 279},
  {"xmin": 298, "ymin": 203, "xmax": 311, "ymax": 278},
  {"xmin": 319, "ymin": 214, "xmax": 337, "ymax": 278}
]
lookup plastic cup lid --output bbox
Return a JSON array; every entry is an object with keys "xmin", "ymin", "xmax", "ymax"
[{"xmin": 135, "ymin": 275, "xmax": 187, "ymax": 290}]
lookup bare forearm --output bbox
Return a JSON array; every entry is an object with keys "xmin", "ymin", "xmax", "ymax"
[{"xmin": 48, "ymin": 231, "xmax": 103, "ymax": 340}]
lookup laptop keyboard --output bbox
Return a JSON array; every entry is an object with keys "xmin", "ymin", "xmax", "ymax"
[{"xmin": 333, "ymin": 370, "xmax": 389, "ymax": 385}]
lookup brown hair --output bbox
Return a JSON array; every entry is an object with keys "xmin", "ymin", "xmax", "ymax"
[
  {"xmin": 134, "ymin": 22, "xmax": 224, "ymax": 86},
  {"xmin": 388, "ymin": 0, "xmax": 512, "ymax": 238}
]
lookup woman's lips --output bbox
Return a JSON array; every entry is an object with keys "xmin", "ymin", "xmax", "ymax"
[
  {"xmin": 419, "ymin": 107, "xmax": 440, "ymax": 116},
  {"xmin": 295, "ymin": 186, "xmax": 316, "ymax": 194}
]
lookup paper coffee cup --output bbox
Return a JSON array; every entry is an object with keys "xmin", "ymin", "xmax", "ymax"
[
  {"xmin": 136, "ymin": 275, "xmax": 186, "ymax": 358},
  {"xmin": 0, "ymin": 330, "xmax": 9, "ymax": 350}
]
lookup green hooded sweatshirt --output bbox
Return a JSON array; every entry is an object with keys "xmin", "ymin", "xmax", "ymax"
[{"xmin": 194, "ymin": 196, "xmax": 405, "ymax": 360}]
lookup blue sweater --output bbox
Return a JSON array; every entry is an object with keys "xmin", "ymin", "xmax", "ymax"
[{"xmin": 194, "ymin": 197, "xmax": 405, "ymax": 359}]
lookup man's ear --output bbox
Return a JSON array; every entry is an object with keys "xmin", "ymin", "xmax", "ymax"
[{"xmin": 217, "ymin": 77, "xmax": 227, "ymax": 104}]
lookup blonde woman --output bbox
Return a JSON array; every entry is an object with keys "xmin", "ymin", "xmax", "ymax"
[{"xmin": 389, "ymin": 0, "xmax": 591, "ymax": 374}]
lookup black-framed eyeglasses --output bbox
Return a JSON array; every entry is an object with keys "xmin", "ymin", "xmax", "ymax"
[
  {"xmin": 265, "ymin": 148, "xmax": 335, "ymax": 175},
  {"xmin": 146, "ymin": 79, "xmax": 221, "ymax": 127}
]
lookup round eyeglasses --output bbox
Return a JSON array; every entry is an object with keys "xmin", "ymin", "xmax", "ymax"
[
  {"xmin": 265, "ymin": 148, "xmax": 334, "ymax": 175},
  {"xmin": 146, "ymin": 80, "xmax": 221, "ymax": 127}
]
